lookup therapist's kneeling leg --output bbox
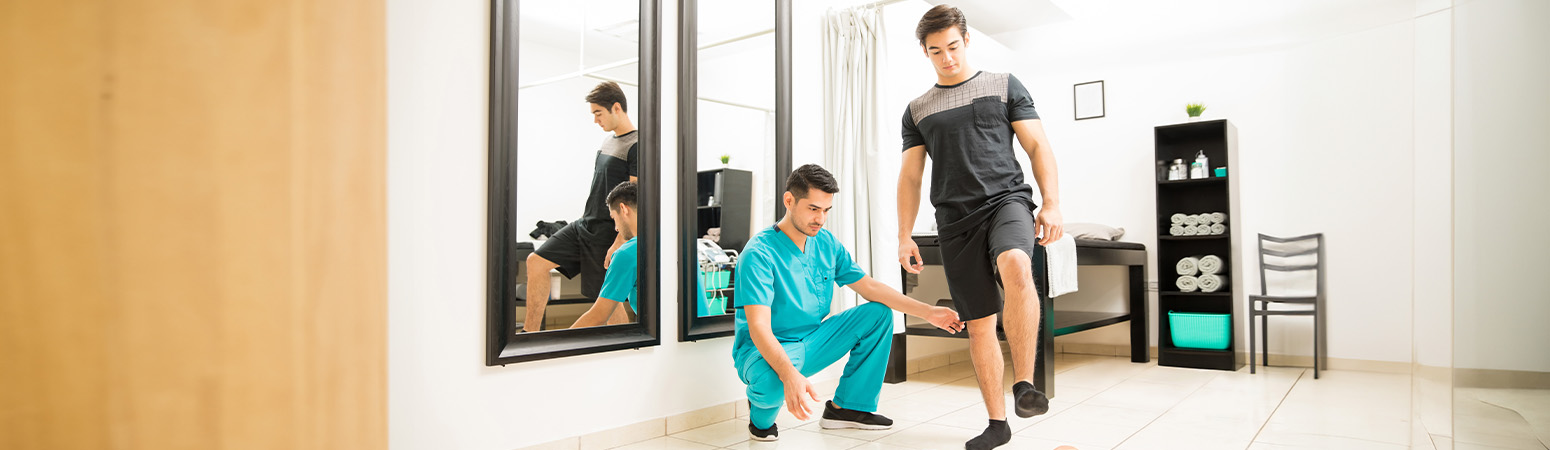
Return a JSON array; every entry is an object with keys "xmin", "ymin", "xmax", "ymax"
[{"xmin": 805, "ymin": 302, "xmax": 894, "ymax": 413}]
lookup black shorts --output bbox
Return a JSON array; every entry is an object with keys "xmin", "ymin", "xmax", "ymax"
[
  {"xmin": 938, "ymin": 200, "xmax": 1040, "ymax": 322},
  {"xmin": 533, "ymin": 219, "xmax": 616, "ymax": 300}
]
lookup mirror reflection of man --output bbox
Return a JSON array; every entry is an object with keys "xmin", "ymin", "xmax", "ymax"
[
  {"xmin": 896, "ymin": 6, "xmax": 1065, "ymax": 450},
  {"xmin": 523, "ymin": 81, "xmax": 639, "ymax": 332},
  {"xmin": 735, "ymin": 164, "xmax": 963, "ymax": 442},
  {"xmin": 570, "ymin": 181, "xmax": 639, "ymax": 328}
]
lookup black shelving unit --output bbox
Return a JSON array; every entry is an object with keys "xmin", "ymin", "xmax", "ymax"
[
  {"xmin": 696, "ymin": 168, "xmax": 752, "ymax": 252},
  {"xmin": 1154, "ymin": 119, "xmax": 1243, "ymax": 371}
]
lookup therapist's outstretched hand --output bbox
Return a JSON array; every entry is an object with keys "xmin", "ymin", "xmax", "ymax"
[
  {"xmin": 925, "ymin": 306, "xmax": 963, "ymax": 334},
  {"xmin": 782, "ymin": 375, "xmax": 821, "ymax": 421}
]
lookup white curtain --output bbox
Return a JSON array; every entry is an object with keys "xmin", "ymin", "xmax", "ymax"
[{"xmin": 823, "ymin": 6, "xmax": 899, "ymax": 321}]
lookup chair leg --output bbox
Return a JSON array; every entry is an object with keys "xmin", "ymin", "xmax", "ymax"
[
  {"xmin": 1249, "ymin": 309, "xmax": 1257, "ymax": 374},
  {"xmin": 1261, "ymin": 313, "xmax": 1269, "ymax": 367},
  {"xmin": 1313, "ymin": 309, "xmax": 1320, "ymax": 380}
]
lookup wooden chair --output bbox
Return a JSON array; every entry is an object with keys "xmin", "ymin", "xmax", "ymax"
[{"xmin": 1249, "ymin": 233, "xmax": 1325, "ymax": 379}]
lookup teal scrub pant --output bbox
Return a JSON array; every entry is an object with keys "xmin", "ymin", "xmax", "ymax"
[{"xmin": 736, "ymin": 302, "xmax": 894, "ymax": 428}]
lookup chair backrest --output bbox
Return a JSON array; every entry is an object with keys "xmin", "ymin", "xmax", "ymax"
[{"xmin": 1256, "ymin": 233, "xmax": 1324, "ymax": 297}]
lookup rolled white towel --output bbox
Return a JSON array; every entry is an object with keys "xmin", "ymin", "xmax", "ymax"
[
  {"xmin": 1198, "ymin": 213, "xmax": 1213, "ymax": 224},
  {"xmin": 1183, "ymin": 214, "xmax": 1200, "ymax": 226},
  {"xmin": 1176, "ymin": 256, "xmax": 1201, "ymax": 276},
  {"xmin": 1181, "ymin": 225, "xmax": 1199, "ymax": 236},
  {"xmin": 1199, "ymin": 255, "xmax": 1224, "ymax": 274},
  {"xmin": 1171, "ymin": 213, "xmax": 1187, "ymax": 225},
  {"xmin": 1210, "ymin": 223, "xmax": 1227, "ymax": 235},
  {"xmin": 1176, "ymin": 276, "xmax": 1200, "ymax": 293},
  {"xmin": 1169, "ymin": 225, "xmax": 1185, "ymax": 236},
  {"xmin": 1195, "ymin": 224, "xmax": 1212, "ymax": 235},
  {"xmin": 1198, "ymin": 274, "xmax": 1230, "ymax": 293},
  {"xmin": 1209, "ymin": 212, "xmax": 1227, "ymax": 224}
]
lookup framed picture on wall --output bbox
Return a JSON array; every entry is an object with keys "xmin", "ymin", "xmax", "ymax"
[{"xmin": 1074, "ymin": 80, "xmax": 1105, "ymax": 120}]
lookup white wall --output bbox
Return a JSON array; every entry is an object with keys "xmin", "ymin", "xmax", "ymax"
[
  {"xmin": 389, "ymin": 1, "xmax": 758, "ymax": 448},
  {"xmin": 1451, "ymin": 0, "xmax": 1550, "ymax": 373}
]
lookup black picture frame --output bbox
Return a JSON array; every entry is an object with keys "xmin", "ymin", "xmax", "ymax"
[
  {"xmin": 486, "ymin": 0, "xmax": 663, "ymax": 365},
  {"xmin": 1074, "ymin": 80, "xmax": 1105, "ymax": 120},
  {"xmin": 676, "ymin": 0, "xmax": 791, "ymax": 341}
]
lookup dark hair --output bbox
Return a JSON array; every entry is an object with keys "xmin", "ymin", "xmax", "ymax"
[
  {"xmin": 785, "ymin": 164, "xmax": 839, "ymax": 200},
  {"xmin": 585, "ymin": 81, "xmax": 629, "ymax": 113},
  {"xmin": 916, "ymin": 4, "xmax": 968, "ymax": 46},
  {"xmin": 606, "ymin": 180, "xmax": 637, "ymax": 210}
]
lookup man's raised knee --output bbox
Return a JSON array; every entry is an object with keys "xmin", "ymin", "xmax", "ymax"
[{"xmin": 996, "ymin": 249, "xmax": 1033, "ymax": 290}]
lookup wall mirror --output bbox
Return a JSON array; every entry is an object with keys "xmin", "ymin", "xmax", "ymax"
[
  {"xmin": 488, "ymin": 0, "xmax": 662, "ymax": 364},
  {"xmin": 676, "ymin": 0, "xmax": 791, "ymax": 341}
]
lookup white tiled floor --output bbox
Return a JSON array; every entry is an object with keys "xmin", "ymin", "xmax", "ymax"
[{"xmin": 644, "ymin": 354, "xmax": 1416, "ymax": 450}]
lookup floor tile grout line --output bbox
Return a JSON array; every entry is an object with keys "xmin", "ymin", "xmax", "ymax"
[
  {"xmin": 1244, "ymin": 368, "xmax": 1308, "ymax": 449},
  {"xmin": 1103, "ymin": 365, "xmax": 1223, "ymax": 449}
]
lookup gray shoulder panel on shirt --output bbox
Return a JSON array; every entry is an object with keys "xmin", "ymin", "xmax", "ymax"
[
  {"xmin": 599, "ymin": 132, "xmax": 638, "ymax": 160},
  {"xmin": 908, "ymin": 72, "xmax": 1009, "ymax": 125}
]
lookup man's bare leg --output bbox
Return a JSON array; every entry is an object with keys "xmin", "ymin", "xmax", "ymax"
[
  {"xmin": 606, "ymin": 303, "xmax": 630, "ymax": 325},
  {"xmin": 967, "ymin": 316, "xmax": 1007, "ymax": 419},
  {"xmin": 997, "ymin": 249, "xmax": 1038, "ymax": 387},
  {"xmin": 524, "ymin": 253, "xmax": 560, "ymax": 332},
  {"xmin": 966, "ymin": 316, "xmax": 1013, "ymax": 449},
  {"xmin": 998, "ymin": 249, "xmax": 1048, "ymax": 418}
]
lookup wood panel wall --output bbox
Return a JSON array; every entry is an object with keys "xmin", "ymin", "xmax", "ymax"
[{"xmin": 0, "ymin": 0, "xmax": 386, "ymax": 448}]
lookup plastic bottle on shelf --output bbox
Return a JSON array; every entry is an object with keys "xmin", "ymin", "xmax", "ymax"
[{"xmin": 1190, "ymin": 150, "xmax": 1209, "ymax": 179}]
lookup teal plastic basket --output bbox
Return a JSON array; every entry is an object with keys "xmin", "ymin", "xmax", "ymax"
[{"xmin": 1168, "ymin": 311, "xmax": 1231, "ymax": 350}]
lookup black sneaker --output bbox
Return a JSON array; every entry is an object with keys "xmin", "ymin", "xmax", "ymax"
[
  {"xmin": 1013, "ymin": 381, "xmax": 1050, "ymax": 418},
  {"xmin": 819, "ymin": 401, "xmax": 894, "ymax": 430},
  {"xmin": 748, "ymin": 422, "xmax": 778, "ymax": 441}
]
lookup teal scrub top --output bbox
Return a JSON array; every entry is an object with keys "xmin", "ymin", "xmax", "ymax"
[
  {"xmin": 733, "ymin": 225, "xmax": 867, "ymax": 355},
  {"xmin": 599, "ymin": 237, "xmax": 638, "ymax": 313}
]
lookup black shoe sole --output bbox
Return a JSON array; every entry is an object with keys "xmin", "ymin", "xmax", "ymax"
[{"xmin": 820, "ymin": 418, "xmax": 892, "ymax": 430}]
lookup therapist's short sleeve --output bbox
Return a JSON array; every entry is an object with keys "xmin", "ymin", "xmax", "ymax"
[
  {"xmin": 735, "ymin": 248, "xmax": 776, "ymax": 308},
  {"xmin": 831, "ymin": 243, "xmax": 867, "ymax": 287},
  {"xmin": 598, "ymin": 245, "xmax": 637, "ymax": 304}
]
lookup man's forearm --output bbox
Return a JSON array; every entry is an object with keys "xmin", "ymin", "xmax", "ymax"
[
  {"xmin": 750, "ymin": 328, "xmax": 801, "ymax": 380},
  {"xmin": 897, "ymin": 178, "xmax": 922, "ymax": 239},
  {"xmin": 852, "ymin": 278, "xmax": 931, "ymax": 318}
]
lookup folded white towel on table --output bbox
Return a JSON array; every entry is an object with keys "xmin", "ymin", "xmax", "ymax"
[
  {"xmin": 1176, "ymin": 256, "xmax": 1201, "ymax": 276},
  {"xmin": 1199, "ymin": 255, "xmax": 1224, "ymax": 274},
  {"xmin": 1045, "ymin": 234, "xmax": 1079, "ymax": 297},
  {"xmin": 1171, "ymin": 213, "xmax": 1187, "ymax": 225},
  {"xmin": 1176, "ymin": 276, "xmax": 1200, "ymax": 292},
  {"xmin": 1183, "ymin": 215, "xmax": 1200, "ymax": 226},
  {"xmin": 1209, "ymin": 212, "xmax": 1226, "ymax": 224},
  {"xmin": 1169, "ymin": 225, "xmax": 1185, "ymax": 236},
  {"xmin": 1198, "ymin": 274, "xmax": 1230, "ymax": 293},
  {"xmin": 1210, "ymin": 223, "xmax": 1227, "ymax": 235}
]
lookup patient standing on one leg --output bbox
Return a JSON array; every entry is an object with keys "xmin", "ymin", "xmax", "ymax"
[{"xmin": 896, "ymin": 5, "xmax": 1066, "ymax": 450}]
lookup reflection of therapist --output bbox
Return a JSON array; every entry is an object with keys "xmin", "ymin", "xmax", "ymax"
[
  {"xmin": 735, "ymin": 165, "xmax": 963, "ymax": 442},
  {"xmin": 523, "ymin": 82, "xmax": 639, "ymax": 332},
  {"xmin": 570, "ymin": 181, "xmax": 639, "ymax": 328}
]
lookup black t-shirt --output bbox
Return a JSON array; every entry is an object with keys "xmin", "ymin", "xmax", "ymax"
[
  {"xmin": 901, "ymin": 71, "xmax": 1040, "ymax": 232},
  {"xmin": 579, "ymin": 130, "xmax": 639, "ymax": 237}
]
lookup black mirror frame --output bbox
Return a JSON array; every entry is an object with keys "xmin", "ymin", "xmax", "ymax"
[
  {"xmin": 676, "ymin": 0, "xmax": 791, "ymax": 341},
  {"xmin": 486, "ymin": 0, "xmax": 663, "ymax": 365}
]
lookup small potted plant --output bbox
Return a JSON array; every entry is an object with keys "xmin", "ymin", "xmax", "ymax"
[
  {"xmin": 1186, "ymin": 103, "xmax": 1206, "ymax": 121},
  {"xmin": 720, "ymin": 154, "xmax": 731, "ymax": 166}
]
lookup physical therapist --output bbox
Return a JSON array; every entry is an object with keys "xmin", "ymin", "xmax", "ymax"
[{"xmin": 734, "ymin": 164, "xmax": 963, "ymax": 441}]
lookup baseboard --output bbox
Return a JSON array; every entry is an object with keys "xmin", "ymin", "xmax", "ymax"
[
  {"xmin": 1453, "ymin": 367, "xmax": 1550, "ymax": 389},
  {"xmin": 1056, "ymin": 343, "xmax": 1412, "ymax": 374}
]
